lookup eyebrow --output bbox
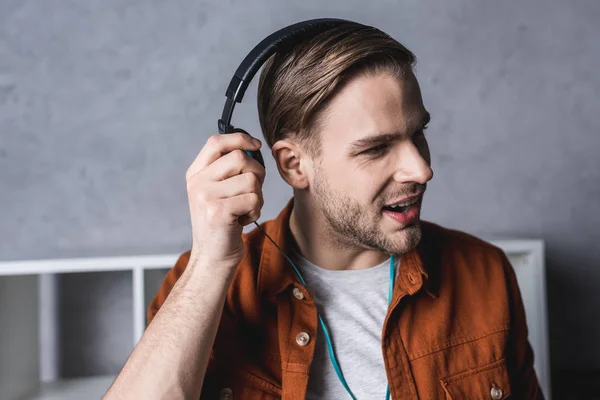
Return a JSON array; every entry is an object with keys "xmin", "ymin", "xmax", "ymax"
[{"xmin": 348, "ymin": 112, "xmax": 431, "ymax": 153}]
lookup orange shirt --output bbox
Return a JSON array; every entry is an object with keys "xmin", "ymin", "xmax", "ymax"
[{"xmin": 148, "ymin": 200, "xmax": 542, "ymax": 399}]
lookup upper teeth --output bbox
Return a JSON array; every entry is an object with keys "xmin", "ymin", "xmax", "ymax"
[{"xmin": 388, "ymin": 198, "xmax": 419, "ymax": 208}]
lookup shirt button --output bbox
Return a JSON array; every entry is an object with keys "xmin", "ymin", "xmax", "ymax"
[
  {"xmin": 219, "ymin": 388, "xmax": 233, "ymax": 400},
  {"xmin": 490, "ymin": 386, "xmax": 503, "ymax": 399},
  {"xmin": 292, "ymin": 287, "xmax": 305, "ymax": 300},
  {"xmin": 296, "ymin": 332, "xmax": 311, "ymax": 346}
]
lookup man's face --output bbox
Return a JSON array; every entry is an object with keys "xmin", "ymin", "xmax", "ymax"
[{"xmin": 309, "ymin": 71, "xmax": 433, "ymax": 255}]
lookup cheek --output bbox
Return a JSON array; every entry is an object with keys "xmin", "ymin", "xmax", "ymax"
[
  {"xmin": 318, "ymin": 156, "xmax": 386, "ymax": 203},
  {"xmin": 318, "ymin": 160, "xmax": 355, "ymax": 188},
  {"xmin": 339, "ymin": 170, "xmax": 385, "ymax": 202}
]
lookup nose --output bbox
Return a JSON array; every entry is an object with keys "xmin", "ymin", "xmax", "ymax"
[{"xmin": 392, "ymin": 142, "xmax": 434, "ymax": 184}]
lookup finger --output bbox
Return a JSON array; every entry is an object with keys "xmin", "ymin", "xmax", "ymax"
[
  {"xmin": 208, "ymin": 172, "xmax": 263, "ymax": 201},
  {"xmin": 220, "ymin": 193, "xmax": 262, "ymax": 225},
  {"xmin": 187, "ymin": 133, "xmax": 262, "ymax": 179},
  {"xmin": 203, "ymin": 149, "xmax": 266, "ymax": 184},
  {"xmin": 238, "ymin": 214, "xmax": 259, "ymax": 227}
]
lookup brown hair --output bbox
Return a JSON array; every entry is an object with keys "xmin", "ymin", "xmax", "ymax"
[{"xmin": 257, "ymin": 21, "xmax": 417, "ymax": 155}]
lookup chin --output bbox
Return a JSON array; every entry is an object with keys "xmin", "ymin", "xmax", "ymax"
[{"xmin": 390, "ymin": 222, "xmax": 422, "ymax": 255}]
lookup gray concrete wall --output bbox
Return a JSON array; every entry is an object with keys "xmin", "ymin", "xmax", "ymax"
[{"xmin": 1, "ymin": 0, "xmax": 599, "ymax": 395}]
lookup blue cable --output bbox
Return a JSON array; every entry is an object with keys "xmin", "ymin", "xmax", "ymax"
[{"xmin": 254, "ymin": 222, "xmax": 395, "ymax": 399}]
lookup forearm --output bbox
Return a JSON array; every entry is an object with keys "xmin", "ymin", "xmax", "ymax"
[{"xmin": 104, "ymin": 257, "xmax": 235, "ymax": 399}]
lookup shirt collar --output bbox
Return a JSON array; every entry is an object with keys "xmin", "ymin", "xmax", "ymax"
[
  {"xmin": 256, "ymin": 198, "xmax": 439, "ymax": 298},
  {"xmin": 402, "ymin": 226, "xmax": 440, "ymax": 298},
  {"xmin": 256, "ymin": 198, "xmax": 298, "ymax": 298}
]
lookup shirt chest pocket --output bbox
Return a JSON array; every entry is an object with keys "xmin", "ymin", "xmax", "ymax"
[{"xmin": 439, "ymin": 358, "xmax": 511, "ymax": 400}]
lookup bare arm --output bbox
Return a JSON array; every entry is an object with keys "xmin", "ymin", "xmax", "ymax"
[
  {"xmin": 104, "ymin": 253, "xmax": 235, "ymax": 399},
  {"xmin": 104, "ymin": 132, "xmax": 265, "ymax": 399}
]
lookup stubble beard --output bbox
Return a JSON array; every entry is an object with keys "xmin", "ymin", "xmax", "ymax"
[{"xmin": 312, "ymin": 169, "xmax": 422, "ymax": 256}]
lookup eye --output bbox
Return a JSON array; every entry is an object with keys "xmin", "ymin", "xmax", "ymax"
[{"xmin": 362, "ymin": 143, "xmax": 388, "ymax": 156}]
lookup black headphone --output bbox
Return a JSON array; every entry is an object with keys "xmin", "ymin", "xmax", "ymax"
[{"xmin": 217, "ymin": 18, "xmax": 366, "ymax": 168}]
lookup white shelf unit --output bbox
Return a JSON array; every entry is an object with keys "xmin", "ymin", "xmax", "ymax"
[
  {"xmin": 0, "ymin": 254, "xmax": 177, "ymax": 400},
  {"xmin": 0, "ymin": 240, "xmax": 551, "ymax": 399}
]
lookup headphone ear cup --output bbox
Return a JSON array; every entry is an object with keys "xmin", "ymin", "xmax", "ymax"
[
  {"xmin": 248, "ymin": 148, "xmax": 265, "ymax": 169},
  {"xmin": 231, "ymin": 128, "xmax": 266, "ymax": 168}
]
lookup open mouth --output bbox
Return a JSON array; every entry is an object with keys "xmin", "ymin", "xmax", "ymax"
[{"xmin": 383, "ymin": 196, "xmax": 421, "ymax": 213}]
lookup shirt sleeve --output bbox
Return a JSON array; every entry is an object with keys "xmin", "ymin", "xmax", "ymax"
[{"xmin": 500, "ymin": 249, "xmax": 545, "ymax": 399}]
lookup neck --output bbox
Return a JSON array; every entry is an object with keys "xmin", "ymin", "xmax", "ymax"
[{"xmin": 288, "ymin": 197, "xmax": 389, "ymax": 271}]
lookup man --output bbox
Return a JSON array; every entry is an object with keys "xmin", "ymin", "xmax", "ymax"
[{"xmin": 106, "ymin": 21, "xmax": 542, "ymax": 399}]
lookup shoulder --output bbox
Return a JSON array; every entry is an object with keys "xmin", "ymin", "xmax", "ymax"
[
  {"xmin": 147, "ymin": 218, "xmax": 279, "ymax": 324},
  {"xmin": 421, "ymin": 220, "xmax": 508, "ymax": 264},
  {"xmin": 419, "ymin": 220, "xmax": 513, "ymax": 287},
  {"xmin": 421, "ymin": 220, "xmax": 502, "ymax": 253},
  {"xmin": 224, "ymin": 219, "xmax": 280, "ymax": 314}
]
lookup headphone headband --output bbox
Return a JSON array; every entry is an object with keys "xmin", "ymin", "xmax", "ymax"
[{"xmin": 218, "ymin": 18, "xmax": 361, "ymax": 134}]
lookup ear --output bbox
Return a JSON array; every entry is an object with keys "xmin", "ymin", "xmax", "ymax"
[{"xmin": 271, "ymin": 139, "xmax": 311, "ymax": 189}]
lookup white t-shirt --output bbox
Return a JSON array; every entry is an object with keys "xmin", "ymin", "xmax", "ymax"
[{"xmin": 290, "ymin": 250, "xmax": 399, "ymax": 399}]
